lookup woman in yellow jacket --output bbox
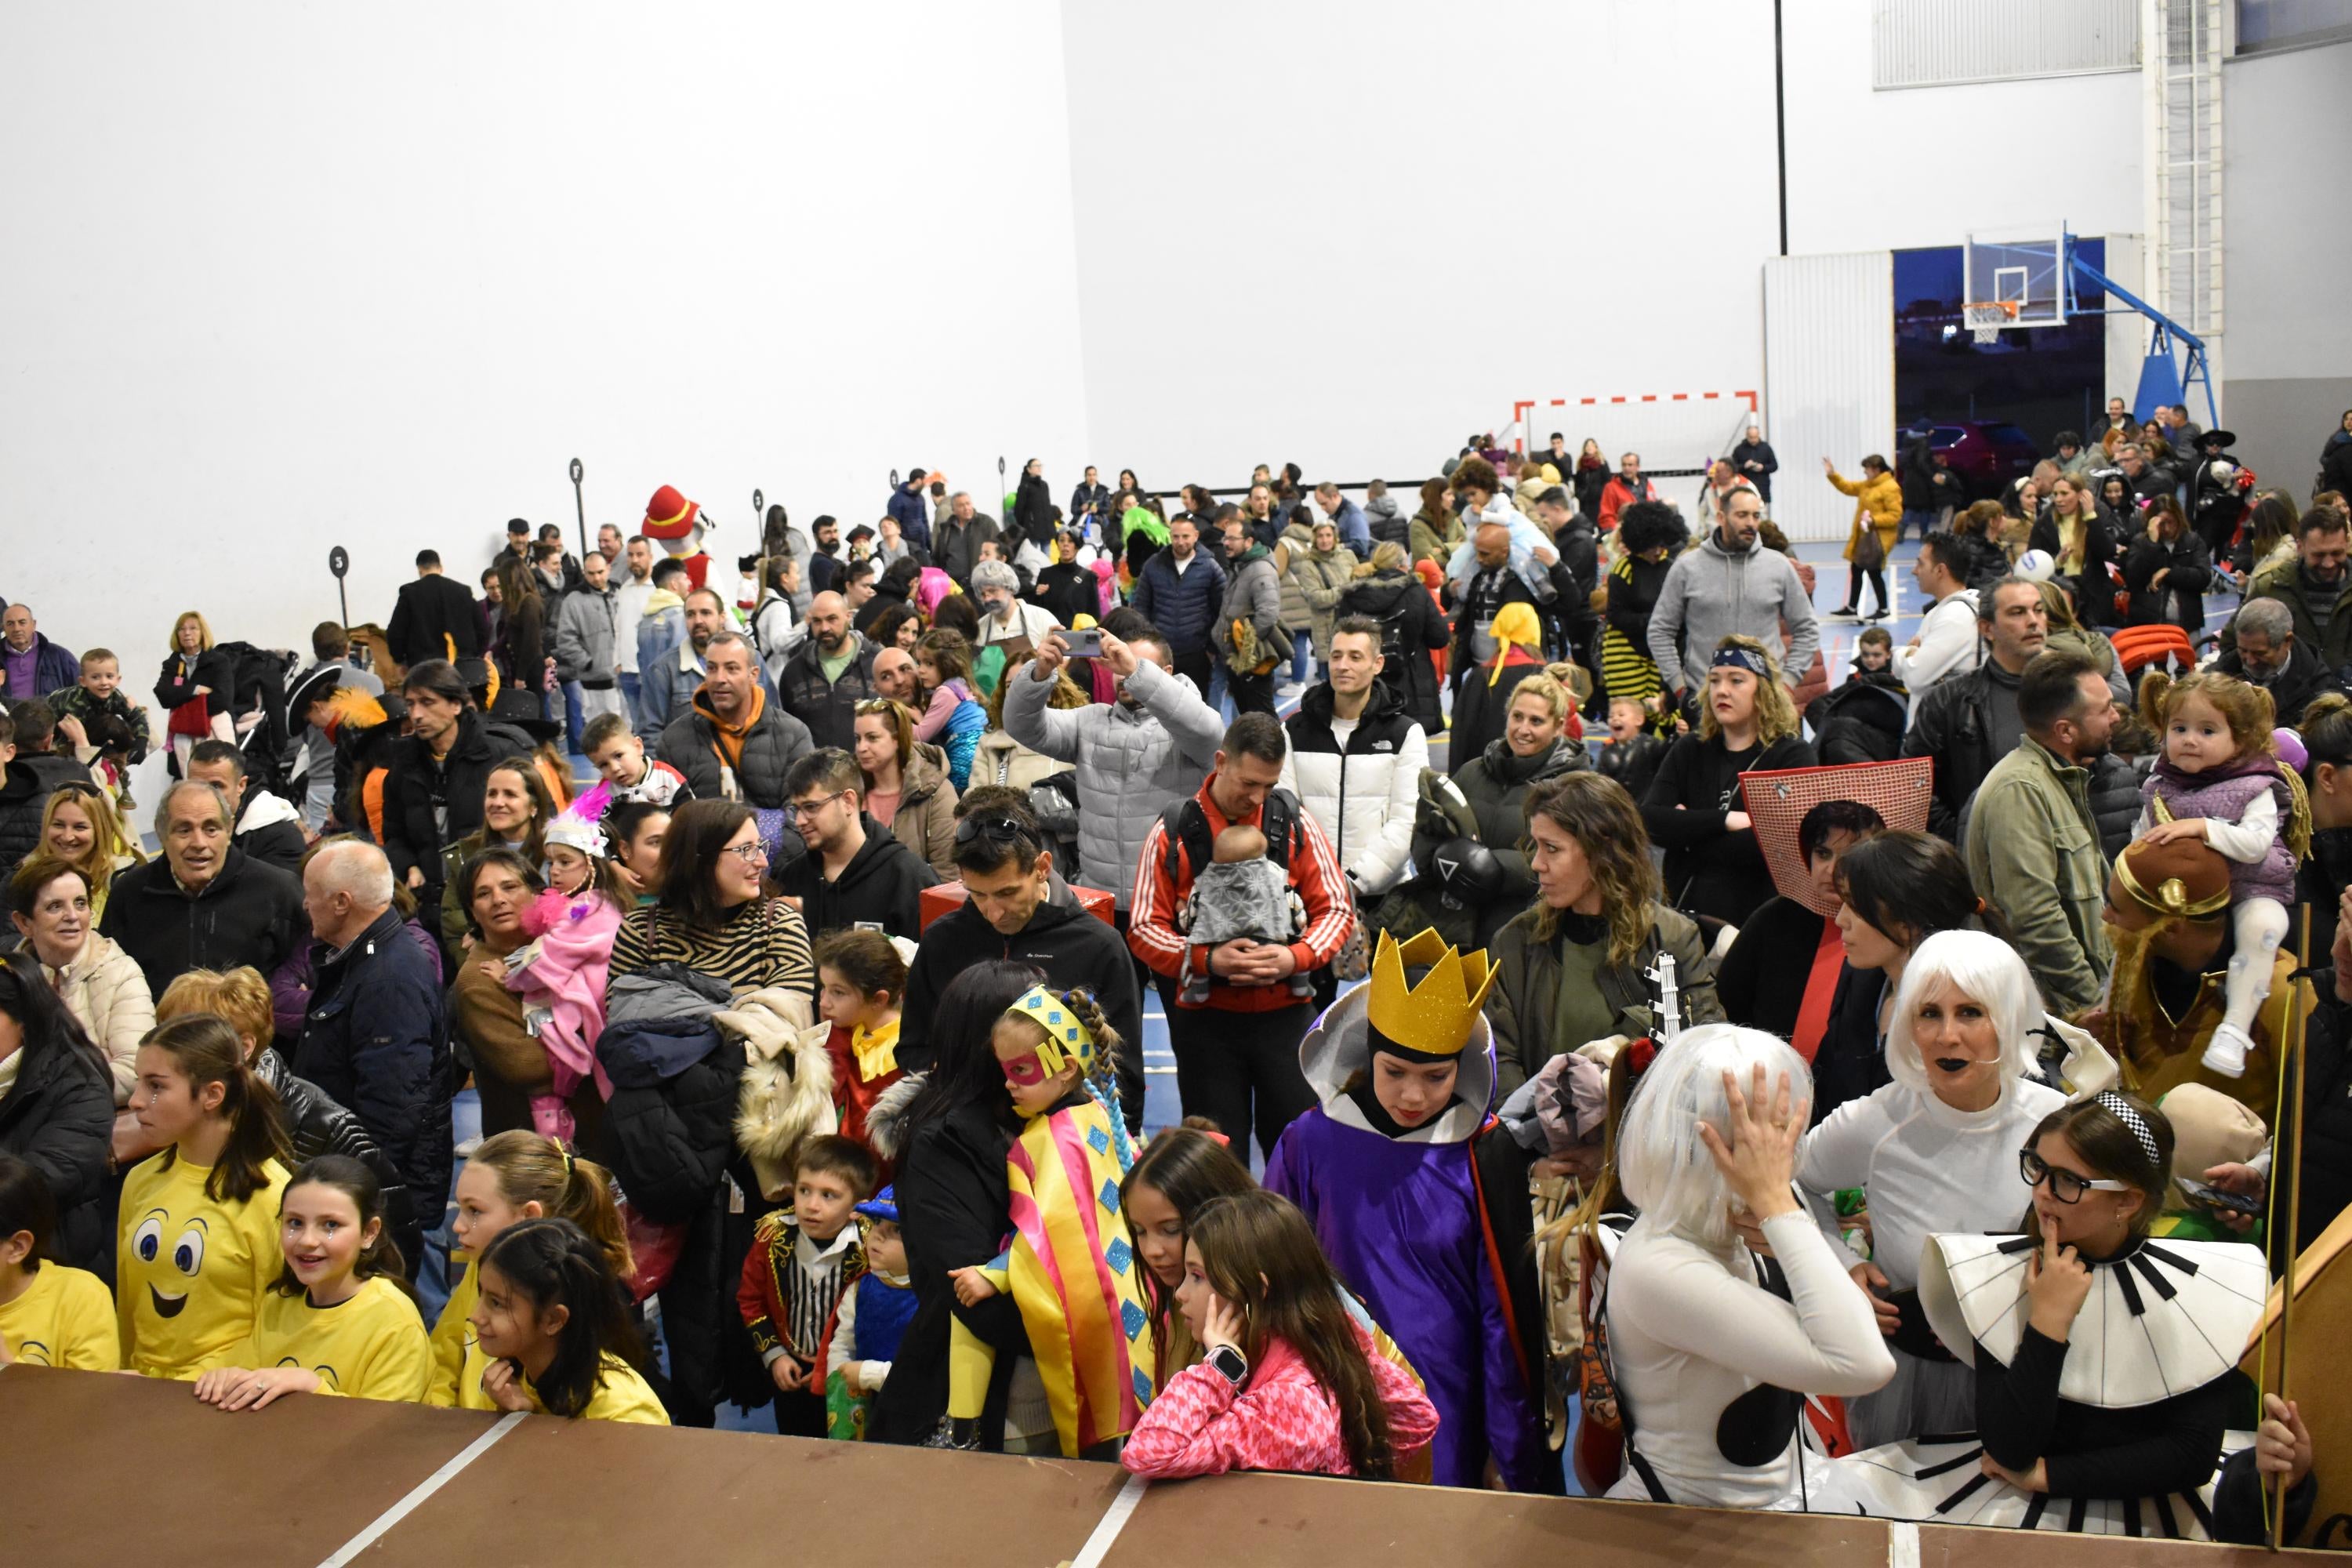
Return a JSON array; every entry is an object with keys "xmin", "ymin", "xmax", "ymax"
[{"xmin": 1824, "ymin": 454, "xmax": 1902, "ymax": 621}]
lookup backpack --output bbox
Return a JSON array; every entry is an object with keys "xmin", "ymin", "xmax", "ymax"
[{"xmin": 1160, "ymin": 789, "xmax": 1301, "ymax": 881}]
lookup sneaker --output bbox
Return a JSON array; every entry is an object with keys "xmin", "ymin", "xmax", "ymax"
[
  {"xmin": 1824, "ymin": 606, "xmax": 1860, "ymax": 622},
  {"xmin": 1864, "ymin": 609, "xmax": 1889, "ymax": 622},
  {"xmin": 2201, "ymin": 1022, "xmax": 2254, "ymax": 1079}
]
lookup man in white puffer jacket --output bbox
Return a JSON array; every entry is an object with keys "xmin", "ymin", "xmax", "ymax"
[
  {"xmin": 1003, "ymin": 625, "xmax": 1224, "ymax": 909},
  {"xmin": 1277, "ymin": 616, "xmax": 1426, "ymax": 905}
]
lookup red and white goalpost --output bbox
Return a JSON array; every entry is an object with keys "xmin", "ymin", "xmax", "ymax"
[{"xmin": 1503, "ymin": 388, "xmax": 1759, "ymax": 484}]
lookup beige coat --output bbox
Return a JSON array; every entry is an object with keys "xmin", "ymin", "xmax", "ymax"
[
  {"xmin": 45, "ymin": 932, "xmax": 155, "ymax": 1105},
  {"xmin": 885, "ymin": 742, "xmax": 960, "ymax": 878}
]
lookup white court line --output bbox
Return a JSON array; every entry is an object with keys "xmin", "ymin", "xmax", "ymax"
[
  {"xmin": 317, "ymin": 1411, "xmax": 526, "ymax": 1566},
  {"xmin": 1888, "ymin": 1519, "xmax": 1921, "ymax": 1568},
  {"xmin": 1071, "ymin": 1472, "xmax": 1150, "ymax": 1568}
]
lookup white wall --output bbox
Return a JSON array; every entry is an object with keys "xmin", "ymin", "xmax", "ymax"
[
  {"xmin": 1779, "ymin": 0, "xmax": 2145, "ymax": 254},
  {"xmin": 1056, "ymin": 0, "xmax": 2151, "ymax": 489},
  {"xmin": 1057, "ymin": 0, "xmax": 1781, "ymax": 487},
  {"xmin": 0, "ymin": 1, "xmax": 1091, "ymax": 693},
  {"xmin": 2219, "ymin": 39, "xmax": 2352, "ymax": 491}
]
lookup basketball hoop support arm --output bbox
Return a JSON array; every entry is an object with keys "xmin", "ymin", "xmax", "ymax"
[{"xmin": 2059, "ymin": 230, "xmax": 2218, "ymax": 429}]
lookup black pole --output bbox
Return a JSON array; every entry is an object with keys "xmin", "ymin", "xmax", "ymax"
[
  {"xmin": 328, "ymin": 546, "xmax": 350, "ymax": 633},
  {"xmin": 568, "ymin": 457, "xmax": 587, "ymax": 560},
  {"xmin": 1773, "ymin": 0, "xmax": 1789, "ymax": 256}
]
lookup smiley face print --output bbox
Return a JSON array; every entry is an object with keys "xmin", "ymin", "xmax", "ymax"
[
  {"xmin": 129, "ymin": 1208, "xmax": 209, "ymax": 1319},
  {"xmin": 115, "ymin": 1152, "xmax": 288, "ymax": 1379}
]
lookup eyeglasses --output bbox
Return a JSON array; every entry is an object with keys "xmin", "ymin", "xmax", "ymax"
[
  {"xmin": 786, "ymin": 791, "xmax": 849, "ymax": 822},
  {"xmin": 2018, "ymin": 1149, "xmax": 2130, "ymax": 1204},
  {"xmin": 721, "ymin": 840, "xmax": 768, "ymax": 866}
]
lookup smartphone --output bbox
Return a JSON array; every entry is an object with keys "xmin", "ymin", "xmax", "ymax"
[
  {"xmin": 1062, "ymin": 626, "xmax": 1105, "ymax": 659},
  {"xmin": 2175, "ymin": 1176, "xmax": 2263, "ymax": 1215}
]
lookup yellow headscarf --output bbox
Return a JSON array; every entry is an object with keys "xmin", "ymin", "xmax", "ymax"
[{"xmin": 1488, "ymin": 602, "xmax": 1543, "ymax": 684}]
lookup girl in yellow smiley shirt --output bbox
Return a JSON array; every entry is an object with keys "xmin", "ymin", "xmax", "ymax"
[
  {"xmin": 193, "ymin": 1155, "xmax": 430, "ymax": 1408},
  {"xmin": 116, "ymin": 1016, "xmax": 291, "ymax": 1379},
  {"xmin": 0, "ymin": 1153, "xmax": 118, "ymax": 1370}
]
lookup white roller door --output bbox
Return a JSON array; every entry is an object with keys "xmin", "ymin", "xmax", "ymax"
[{"xmin": 1763, "ymin": 252, "xmax": 1896, "ymax": 545}]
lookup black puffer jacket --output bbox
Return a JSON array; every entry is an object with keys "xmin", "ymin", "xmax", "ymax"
[
  {"xmin": 376, "ymin": 710, "xmax": 539, "ymax": 891},
  {"xmin": 0, "ymin": 1008, "xmax": 114, "ymax": 1272},
  {"xmin": 872, "ymin": 1091, "xmax": 1030, "ymax": 1447},
  {"xmin": 2088, "ymin": 750, "xmax": 2149, "ymax": 866},
  {"xmin": 1337, "ymin": 568, "xmax": 1450, "ymax": 738},
  {"xmin": 0, "ymin": 760, "xmax": 53, "ymax": 877},
  {"xmin": 659, "ymin": 693, "xmax": 814, "ymax": 810},
  {"xmin": 98, "ymin": 846, "xmax": 309, "ymax": 1002},
  {"xmin": 596, "ymin": 967, "xmax": 738, "ymax": 1225},
  {"xmin": 251, "ymin": 1047, "xmax": 414, "ymax": 1272},
  {"xmin": 1412, "ymin": 735, "xmax": 1589, "ymax": 946},
  {"xmin": 775, "ymin": 637, "xmax": 878, "ymax": 755}
]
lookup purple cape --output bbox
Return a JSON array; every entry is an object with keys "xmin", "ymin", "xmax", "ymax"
[{"xmin": 1265, "ymin": 1106, "xmax": 1546, "ymax": 1490}]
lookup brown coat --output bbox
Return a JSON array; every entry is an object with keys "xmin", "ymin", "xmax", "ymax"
[
  {"xmin": 886, "ymin": 742, "xmax": 960, "ymax": 878},
  {"xmin": 448, "ymin": 948, "xmax": 604, "ymax": 1144}
]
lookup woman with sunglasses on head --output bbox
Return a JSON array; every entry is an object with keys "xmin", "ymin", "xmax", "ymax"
[{"xmin": 1824, "ymin": 1090, "xmax": 2270, "ymax": 1535}]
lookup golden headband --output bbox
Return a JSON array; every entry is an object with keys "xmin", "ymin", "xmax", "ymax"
[{"xmin": 1009, "ymin": 986, "xmax": 1094, "ymax": 1075}]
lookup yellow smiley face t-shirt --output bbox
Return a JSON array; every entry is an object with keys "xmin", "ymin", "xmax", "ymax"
[
  {"xmin": 116, "ymin": 1152, "xmax": 290, "ymax": 1379},
  {"xmin": 231, "ymin": 1275, "xmax": 433, "ymax": 1402},
  {"xmin": 0, "ymin": 1263, "xmax": 121, "ymax": 1370}
]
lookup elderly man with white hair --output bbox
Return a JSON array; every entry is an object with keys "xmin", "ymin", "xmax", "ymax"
[{"xmin": 292, "ymin": 838, "xmax": 452, "ymax": 1273}]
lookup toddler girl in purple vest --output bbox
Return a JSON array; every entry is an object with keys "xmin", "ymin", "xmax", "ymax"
[{"xmin": 2132, "ymin": 672, "xmax": 2299, "ymax": 1078}]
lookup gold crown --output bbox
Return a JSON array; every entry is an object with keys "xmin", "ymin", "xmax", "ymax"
[{"xmin": 1366, "ymin": 928, "xmax": 1497, "ymax": 1058}]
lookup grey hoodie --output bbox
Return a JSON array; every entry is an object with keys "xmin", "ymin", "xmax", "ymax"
[{"xmin": 1644, "ymin": 530, "xmax": 1821, "ymax": 696}]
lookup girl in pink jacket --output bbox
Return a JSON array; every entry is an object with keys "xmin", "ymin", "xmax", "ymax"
[{"xmin": 1122, "ymin": 1189, "xmax": 1437, "ymax": 1481}]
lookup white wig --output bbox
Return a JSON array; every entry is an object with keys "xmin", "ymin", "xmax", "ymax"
[
  {"xmin": 1882, "ymin": 930, "xmax": 2044, "ymax": 1098},
  {"xmin": 1615, "ymin": 1024, "xmax": 1810, "ymax": 1252}
]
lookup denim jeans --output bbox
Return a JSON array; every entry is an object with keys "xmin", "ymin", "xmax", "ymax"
[
  {"xmin": 558, "ymin": 680, "xmax": 586, "ymax": 753},
  {"xmin": 619, "ymin": 670, "xmax": 643, "ymax": 732},
  {"xmin": 1290, "ymin": 630, "xmax": 1313, "ymax": 685},
  {"xmin": 1898, "ymin": 508, "xmax": 1936, "ymax": 544}
]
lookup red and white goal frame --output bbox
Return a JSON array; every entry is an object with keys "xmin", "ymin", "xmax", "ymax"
[{"xmin": 1504, "ymin": 388, "xmax": 1759, "ymax": 479}]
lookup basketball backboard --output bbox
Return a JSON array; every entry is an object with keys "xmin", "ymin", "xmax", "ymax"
[{"xmin": 1963, "ymin": 225, "xmax": 2067, "ymax": 329}]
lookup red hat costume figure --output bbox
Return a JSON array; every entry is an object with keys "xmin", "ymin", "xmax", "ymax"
[{"xmin": 644, "ymin": 484, "xmax": 713, "ymax": 592}]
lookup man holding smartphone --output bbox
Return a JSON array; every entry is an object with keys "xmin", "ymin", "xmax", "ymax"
[{"xmin": 1005, "ymin": 626, "xmax": 1224, "ymax": 915}]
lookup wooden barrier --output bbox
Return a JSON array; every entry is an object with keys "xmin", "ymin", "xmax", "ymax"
[{"xmin": 0, "ymin": 1365, "xmax": 2333, "ymax": 1566}]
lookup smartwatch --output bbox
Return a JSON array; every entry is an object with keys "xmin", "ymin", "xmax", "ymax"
[{"xmin": 1207, "ymin": 1344, "xmax": 1249, "ymax": 1389}]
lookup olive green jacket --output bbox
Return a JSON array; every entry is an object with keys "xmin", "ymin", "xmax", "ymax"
[
  {"xmin": 1965, "ymin": 736, "xmax": 2112, "ymax": 1016},
  {"xmin": 1485, "ymin": 902, "xmax": 1724, "ymax": 1098}
]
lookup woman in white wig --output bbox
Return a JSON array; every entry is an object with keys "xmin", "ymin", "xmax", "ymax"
[
  {"xmin": 1796, "ymin": 930, "xmax": 2064, "ymax": 1447},
  {"xmin": 1603, "ymin": 1025, "xmax": 1895, "ymax": 1508}
]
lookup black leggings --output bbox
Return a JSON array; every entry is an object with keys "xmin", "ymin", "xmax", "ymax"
[{"xmin": 1847, "ymin": 564, "xmax": 1889, "ymax": 615}]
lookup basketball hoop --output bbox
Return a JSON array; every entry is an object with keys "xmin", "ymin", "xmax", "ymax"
[{"xmin": 1963, "ymin": 301, "xmax": 2019, "ymax": 345}]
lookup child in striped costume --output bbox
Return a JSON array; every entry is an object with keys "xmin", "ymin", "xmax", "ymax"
[{"xmin": 943, "ymin": 985, "xmax": 1155, "ymax": 1457}]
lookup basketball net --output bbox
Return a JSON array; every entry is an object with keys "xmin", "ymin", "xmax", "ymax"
[{"xmin": 1963, "ymin": 301, "xmax": 2019, "ymax": 345}]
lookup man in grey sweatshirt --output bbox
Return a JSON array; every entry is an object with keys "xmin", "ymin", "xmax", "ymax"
[{"xmin": 1645, "ymin": 488, "xmax": 1820, "ymax": 700}]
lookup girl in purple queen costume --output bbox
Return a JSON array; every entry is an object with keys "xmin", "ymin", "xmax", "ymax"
[{"xmin": 2132, "ymin": 673, "xmax": 2306, "ymax": 1079}]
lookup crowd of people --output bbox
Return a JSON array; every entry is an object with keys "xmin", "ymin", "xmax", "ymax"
[{"xmin": 2, "ymin": 408, "xmax": 2350, "ymax": 1542}]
